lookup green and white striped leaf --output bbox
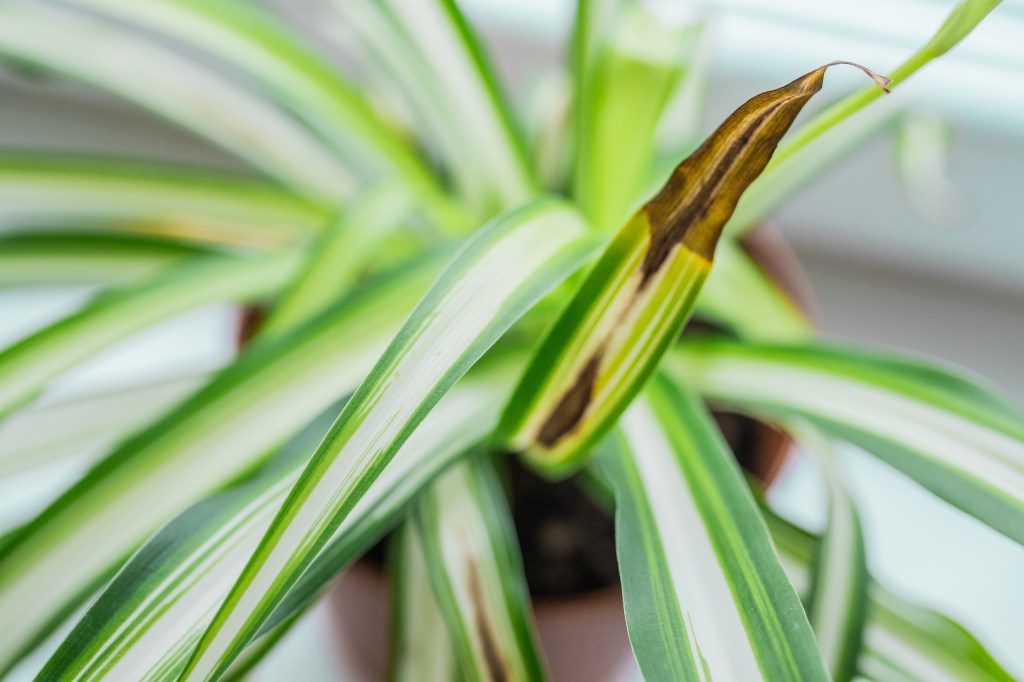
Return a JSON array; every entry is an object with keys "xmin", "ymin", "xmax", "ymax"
[
  {"xmin": 598, "ymin": 375, "xmax": 827, "ymax": 681},
  {"xmin": 672, "ymin": 338, "xmax": 1024, "ymax": 545},
  {"xmin": 0, "ymin": 258, "xmax": 439, "ymax": 671},
  {"xmin": 573, "ymin": 5, "xmax": 699, "ymax": 231},
  {"xmin": 0, "ymin": 2, "xmax": 353, "ymax": 201},
  {"xmin": 765, "ymin": 511, "xmax": 1016, "ymax": 682},
  {"xmin": 0, "ymin": 157, "xmax": 328, "ymax": 247},
  {"xmin": 64, "ymin": 0, "xmax": 456, "ymax": 220},
  {"xmin": 0, "ymin": 249, "xmax": 303, "ymax": 419},
  {"xmin": 37, "ymin": 362, "xmax": 511, "ymax": 682},
  {"xmin": 795, "ymin": 426, "xmax": 869, "ymax": 682},
  {"xmin": 0, "ymin": 233, "xmax": 207, "ymax": 288},
  {"xmin": 180, "ymin": 198, "xmax": 594, "ymax": 680},
  {"xmin": 390, "ymin": 522, "xmax": 458, "ymax": 682},
  {"xmin": 333, "ymin": 0, "xmax": 534, "ymax": 212},
  {"xmin": 413, "ymin": 456, "xmax": 546, "ymax": 681}
]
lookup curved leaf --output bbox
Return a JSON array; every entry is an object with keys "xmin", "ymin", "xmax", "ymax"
[
  {"xmin": 414, "ymin": 456, "xmax": 545, "ymax": 681},
  {"xmin": 673, "ymin": 338, "xmax": 1024, "ymax": 545},
  {"xmin": 598, "ymin": 375, "xmax": 827, "ymax": 681}
]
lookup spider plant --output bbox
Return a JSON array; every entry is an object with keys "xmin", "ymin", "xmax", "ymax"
[{"xmin": 0, "ymin": 0, "xmax": 1018, "ymax": 680}]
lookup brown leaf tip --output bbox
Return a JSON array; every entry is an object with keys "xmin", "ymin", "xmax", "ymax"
[{"xmin": 824, "ymin": 60, "xmax": 893, "ymax": 93}]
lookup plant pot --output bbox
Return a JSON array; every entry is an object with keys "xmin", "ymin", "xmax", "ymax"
[{"xmin": 321, "ymin": 225, "xmax": 814, "ymax": 680}]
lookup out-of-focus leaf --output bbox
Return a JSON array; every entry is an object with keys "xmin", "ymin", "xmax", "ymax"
[
  {"xmin": 672, "ymin": 338, "xmax": 1024, "ymax": 546},
  {"xmin": 414, "ymin": 456, "xmax": 546, "ymax": 681}
]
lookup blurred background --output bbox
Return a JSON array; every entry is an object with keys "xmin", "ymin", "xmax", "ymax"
[{"xmin": 1, "ymin": 0, "xmax": 1022, "ymax": 679}]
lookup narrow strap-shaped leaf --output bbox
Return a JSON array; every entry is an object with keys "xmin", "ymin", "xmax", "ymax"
[
  {"xmin": 0, "ymin": 257, "xmax": 439, "ymax": 671},
  {"xmin": 37, "ymin": 363, "xmax": 511, "ymax": 682},
  {"xmin": 598, "ymin": 375, "xmax": 827, "ymax": 681},
  {"xmin": 64, "ymin": 0, "xmax": 457, "ymax": 223},
  {"xmin": 728, "ymin": 0, "xmax": 1001, "ymax": 238},
  {"xmin": 672, "ymin": 338, "xmax": 1024, "ymax": 545},
  {"xmin": 862, "ymin": 589, "xmax": 1016, "ymax": 682},
  {"xmin": 260, "ymin": 184, "xmax": 412, "ymax": 339},
  {"xmin": 0, "ymin": 157, "xmax": 327, "ymax": 247},
  {"xmin": 0, "ymin": 248, "xmax": 303, "ymax": 415},
  {"xmin": 0, "ymin": 374, "xmax": 208, "ymax": 477},
  {"xmin": 0, "ymin": 249, "xmax": 302, "ymax": 420},
  {"xmin": 389, "ymin": 522, "xmax": 458, "ymax": 682},
  {"xmin": 414, "ymin": 456, "xmax": 545, "ymax": 681},
  {"xmin": 0, "ymin": 233, "xmax": 204, "ymax": 288},
  {"xmin": 0, "ymin": 3, "xmax": 353, "ymax": 201},
  {"xmin": 180, "ymin": 198, "xmax": 594, "ymax": 680},
  {"xmin": 573, "ymin": 5, "xmax": 699, "ymax": 231},
  {"xmin": 334, "ymin": 0, "xmax": 534, "ymax": 212},
  {"xmin": 764, "ymin": 511, "xmax": 1016, "ymax": 682},
  {"xmin": 498, "ymin": 62, "xmax": 885, "ymax": 477},
  {"xmin": 796, "ymin": 426, "xmax": 869, "ymax": 682}
]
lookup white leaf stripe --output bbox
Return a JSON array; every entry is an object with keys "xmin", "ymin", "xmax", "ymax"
[
  {"xmin": 40, "ymin": 367, "xmax": 509, "ymax": 681},
  {"xmin": 601, "ymin": 376, "xmax": 828, "ymax": 681},
  {"xmin": 414, "ymin": 456, "xmax": 545, "ymax": 681},
  {"xmin": 0, "ymin": 250, "xmax": 302, "ymax": 419},
  {"xmin": 673, "ymin": 340, "xmax": 1024, "ymax": 544},
  {"xmin": 0, "ymin": 257, "xmax": 439, "ymax": 671},
  {"xmin": 390, "ymin": 522, "xmax": 457, "ymax": 682},
  {"xmin": 796, "ymin": 426, "xmax": 869, "ymax": 682},
  {"xmin": 181, "ymin": 199, "xmax": 595, "ymax": 680}
]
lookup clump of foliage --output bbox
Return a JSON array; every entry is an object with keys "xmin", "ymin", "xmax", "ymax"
[{"xmin": 0, "ymin": 0, "xmax": 1016, "ymax": 680}]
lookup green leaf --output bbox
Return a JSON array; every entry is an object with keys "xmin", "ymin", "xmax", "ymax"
[
  {"xmin": 597, "ymin": 375, "xmax": 827, "ymax": 681},
  {"xmin": 0, "ymin": 233, "xmax": 205, "ymax": 288},
  {"xmin": 390, "ymin": 522, "xmax": 458, "ymax": 682},
  {"xmin": 0, "ymin": 3, "xmax": 354, "ymax": 201},
  {"xmin": 334, "ymin": 0, "xmax": 534, "ymax": 212},
  {"xmin": 414, "ymin": 456, "xmax": 546, "ymax": 681},
  {"xmin": 0, "ymin": 156, "xmax": 328, "ymax": 247},
  {"xmin": 0, "ymin": 250, "xmax": 302, "ymax": 420},
  {"xmin": 795, "ymin": 426, "xmax": 869, "ymax": 682},
  {"xmin": 764, "ymin": 511, "xmax": 1016, "ymax": 682},
  {"xmin": 0, "ymin": 257, "xmax": 438, "ymax": 671},
  {"xmin": 672, "ymin": 338, "xmax": 1024, "ymax": 545},
  {"xmin": 573, "ymin": 5, "xmax": 700, "ymax": 231},
  {"xmin": 37, "ymin": 363, "xmax": 511, "ymax": 682},
  {"xmin": 499, "ymin": 64, "xmax": 871, "ymax": 476},
  {"xmin": 180, "ymin": 198, "xmax": 595, "ymax": 679}
]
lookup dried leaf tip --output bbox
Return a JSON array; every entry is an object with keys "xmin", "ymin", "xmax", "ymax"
[{"xmin": 823, "ymin": 60, "xmax": 893, "ymax": 93}]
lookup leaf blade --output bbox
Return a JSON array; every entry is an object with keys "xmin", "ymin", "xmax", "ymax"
[{"xmin": 599, "ymin": 375, "xmax": 827, "ymax": 681}]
